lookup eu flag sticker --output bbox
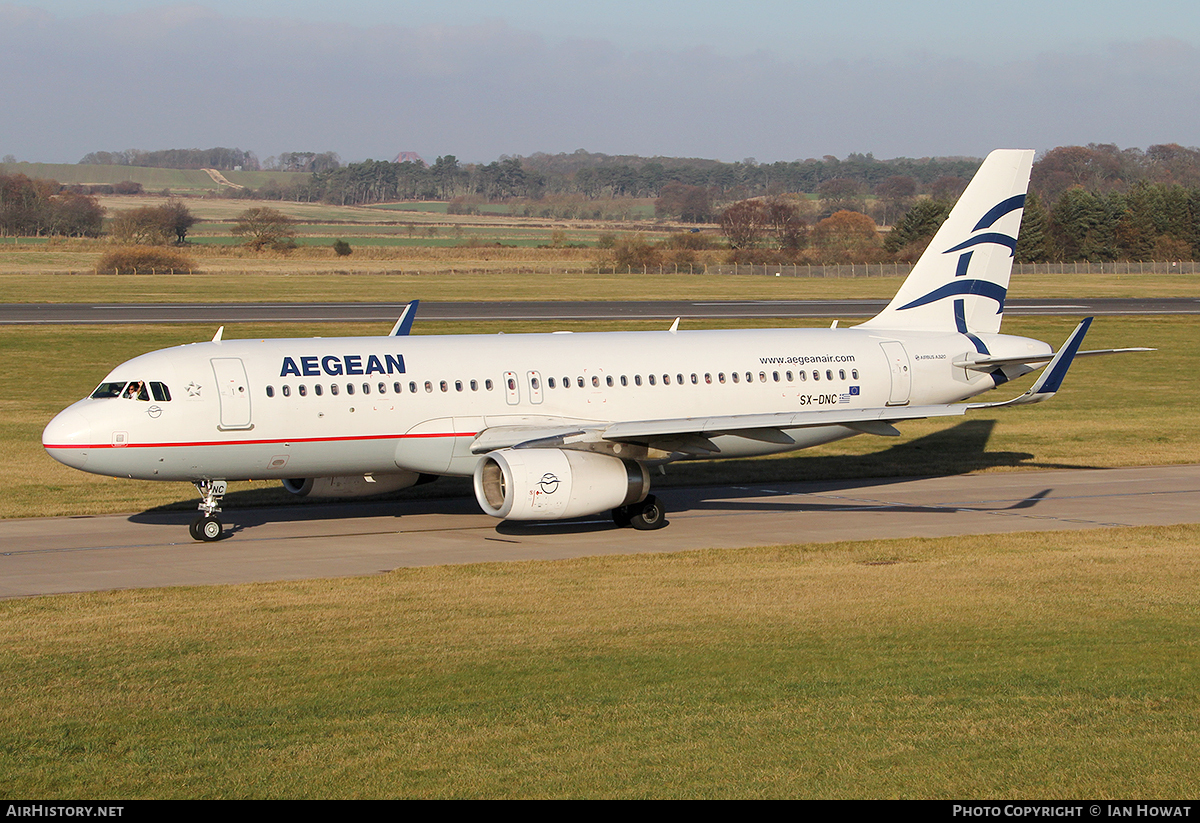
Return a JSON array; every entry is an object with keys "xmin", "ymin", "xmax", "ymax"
[{"xmin": 849, "ymin": 385, "xmax": 860, "ymax": 395}]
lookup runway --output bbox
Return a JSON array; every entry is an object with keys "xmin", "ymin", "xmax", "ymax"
[
  {"xmin": 1, "ymin": 297, "xmax": 1196, "ymax": 325},
  {"xmin": 3, "ymin": 464, "xmax": 1197, "ymax": 599}
]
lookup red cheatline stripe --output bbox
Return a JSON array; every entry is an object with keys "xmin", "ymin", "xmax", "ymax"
[{"xmin": 45, "ymin": 431, "xmax": 475, "ymax": 450}]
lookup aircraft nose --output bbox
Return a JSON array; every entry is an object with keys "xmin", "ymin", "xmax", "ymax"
[{"xmin": 43, "ymin": 408, "xmax": 91, "ymax": 469}]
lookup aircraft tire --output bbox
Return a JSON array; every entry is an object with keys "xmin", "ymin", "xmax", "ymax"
[
  {"xmin": 196, "ymin": 515, "xmax": 223, "ymax": 542},
  {"xmin": 629, "ymin": 495, "xmax": 667, "ymax": 530}
]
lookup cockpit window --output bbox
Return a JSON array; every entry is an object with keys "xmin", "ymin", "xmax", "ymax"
[
  {"xmin": 91, "ymin": 382, "xmax": 126, "ymax": 399},
  {"xmin": 123, "ymin": 381, "xmax": 149, "ymax": 401},
  {"xmin": 91, "ymin": 380, "xmax": 169, "ymax": 401}
]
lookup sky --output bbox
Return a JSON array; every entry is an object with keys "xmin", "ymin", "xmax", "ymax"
[{"xmin": 2, "ymin": 1, "xmax": 1197, "ymax": 165}]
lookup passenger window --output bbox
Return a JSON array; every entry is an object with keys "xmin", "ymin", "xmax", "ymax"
[
  {"xmin": 606, "ymin": 376, "xmax": 614, "ymax": 387},
  {"xmin": 592, "ymin": 376, "xmax": 600, "ymax": 387},
  {"xmin": 409, "ymin": 382, "xmax": 417, "ymax": 393},
  {"xmin": 455, "ymin": 380, "xmax": 463, "ymax": 392},
  {"xmin": 719, "ymin": 373, "xmax": 726, "ymax": 383},
  {"xmin": 299, "ymin": 384, "xmax": 307, "ymax": 397},
  {"xmin": 315, "ymin": 384, "xmax": 323, "ymax": 396},
  {"xmin": 347, "ymin": 384, "xmax": 355, "ymax": 395},
  {"xmin": 486, "ymin": 379, "xmax": 494, "ymax": 391},
  {"xmin": 379, "ymin": 382, "xmax": 387, "ymax": 394},
  {"xmin": 282, "ymin": 385, "xmax": 291, "ymax": 397},
  {"xmin": 548, "ymin": 377, "xmax": 556, "ymax": 389},
  {"xmin": 813, "ymin": 370, "xmax": 820, "ymax": 381},
  {"xmin": 266, "ymin": 385, "xmax": 275, "ymax": 398},
  {"xmin": 662, "ymin": 374, "xmax": 670, "ymax": 385},
  {"xmin": 394, "ymin": 382, "xmax": 402, "ymax": 393},
  {"xmin": 330, "ymin": 383, "xmax": 339, "ymax": 396},
  {"xmin": 732, "ymin": 372, "xmax": 739, "ymax": 383},
  {"xmin": 649, "ymin": 374, "xmax": 657, "ymax": 386},
  {"xmin": 577, "ymin": 377, "xmax": 584, "ymax": 388},
  {"xmin": 839, "ymin": 369, "xmax": 846, "ymax": 380},
  {"xmin": 471, "ymin": 380, "xmax": 478, "ymax": 391},
  {"xmin": 621, "ymin": 375, "xmax": 628, "ymax": 387},
  {"xmin": 634, "ymin": 375, "xmax": 642, "ymax": 386},
  {"xmin": 362, "ymin": 383, "xmax": 371, "ymax": 395},
  {"xmin": 425, "ymin": 381, "xmax": 433, "ymax": 393},
  {"xmin": 852, "ymin": 369, "xmax": 859, "ymax": 380},
  {"xmin": 440, "ymin": 381, "xmax": 448, "ymax": 392},
  {"xmin": 826, "ymin": 370, "xmax": 833, "ymax": 381}
]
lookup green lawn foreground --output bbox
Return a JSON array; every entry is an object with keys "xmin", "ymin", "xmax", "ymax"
[
  {"xmin": 2, "ymin": 270, "xmax": 1200, "ymax": 303},
  {"xmin": 1, "ymin": 525, "xmax": 1197, "ymax": 798}
]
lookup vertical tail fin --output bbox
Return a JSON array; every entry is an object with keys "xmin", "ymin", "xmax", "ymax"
[{"xmin": 858, "ymin": 149, "xmax": 1034, "ymax": 335}]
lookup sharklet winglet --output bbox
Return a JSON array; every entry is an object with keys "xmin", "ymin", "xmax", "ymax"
[{"xmin": 390, "ymin": 300, "xmax": 419, "ymax": 336}]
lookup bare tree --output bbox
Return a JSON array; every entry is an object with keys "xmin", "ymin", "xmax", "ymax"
[{"xmin": 232, "ymin": 207, "xmax": 297, "ymax": 251}]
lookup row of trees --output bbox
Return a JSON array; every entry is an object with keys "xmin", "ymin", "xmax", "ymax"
[
  {"xmin": 0, "ymin": 173, "xmax": 104, "ymax": 237},
  {"xmin": 80, "ymin": 147, "xmax": 261, "ymax": 171},
  {"xmin": 714, "ymin": 178, "xmax": 1200, "ymax": 265},
  {"xmin": 79, "ymin": 147, "xmax": 345, "ymax": 173}
]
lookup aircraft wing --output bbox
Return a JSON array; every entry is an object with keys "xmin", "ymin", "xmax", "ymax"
[
  {"xmin": 471, "ymin": 403, "xmax": 972, "ymax": 456},
  {"xmin": 471, "ymin": 318, "xmax": 1122, "ymax": 456}
]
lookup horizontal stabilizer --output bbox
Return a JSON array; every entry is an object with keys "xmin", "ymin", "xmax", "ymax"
[
  {"xmin": 954, "ymin": 346, "xmax": 1154, "ymax": 372},
  {"xmin": 970, "ymin": 317, "xmax": 1092, "ymax": 408}
]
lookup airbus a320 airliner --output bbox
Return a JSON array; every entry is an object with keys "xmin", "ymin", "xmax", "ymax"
[{"xmin": 43, "ymin": 150, "xmax": 1147, "ymax": 541}]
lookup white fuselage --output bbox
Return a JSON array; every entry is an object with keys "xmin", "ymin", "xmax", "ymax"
[{"xmin": 43, "ymin": 325, "xmax": 1051, "ymax": 483}]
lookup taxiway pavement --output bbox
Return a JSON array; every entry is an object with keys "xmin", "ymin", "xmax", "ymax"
[{"xmin": 3, "ymin": 464, "xmax": 1197, "ymax": 599}]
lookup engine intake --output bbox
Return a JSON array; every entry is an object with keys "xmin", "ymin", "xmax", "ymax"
[{"xmin": 473, "ymin": 448, "xmax": 649, "ymax": 521}]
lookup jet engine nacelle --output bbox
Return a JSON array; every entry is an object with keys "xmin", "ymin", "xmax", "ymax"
[
  {"xmin": 281, "ymin": 472, "xmax": 425, "ymax": 498},
  {"xmin": 473, "ymin": 448, "xmax": 649, "ymax": 521}
]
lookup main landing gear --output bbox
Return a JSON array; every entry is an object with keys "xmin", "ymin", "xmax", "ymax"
[
  {"xmin": 612, "ymin": 494, "xmax": 667, "ymax": 530},
  {"xmin": 190, "ymin": 479, "xmax": 227, "ymax": 542}
]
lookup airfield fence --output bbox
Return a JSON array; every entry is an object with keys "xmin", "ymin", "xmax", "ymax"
[{"xmin": 33, "ymin": 260, "xmax": 1200, "ymax": 277}]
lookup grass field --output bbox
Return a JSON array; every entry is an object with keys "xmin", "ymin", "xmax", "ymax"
[
  {"xmin": 4, "ymin": 315, "xmax": 1192, "ymax": 520},
  {"xmin": 5, "ymin": 166, "xmax": 1199, "ymax": 799},
  {"xmin": 2, "ymin": 525, "xmax": 1197, "ymax": 798},
  {"xmin": 0, "ymin": 162, "xmax": 306, "ymax": 195},
  {"xmin": 2, "ymin": 267, "xmax": 1198, "ymax": 301}
]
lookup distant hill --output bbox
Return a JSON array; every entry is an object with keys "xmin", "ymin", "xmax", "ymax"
[{"xmin": 0, "ymin": 162, "xmax": 310, "ymax": 194}]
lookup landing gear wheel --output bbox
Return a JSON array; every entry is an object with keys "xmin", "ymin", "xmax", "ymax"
[
  {"xmin": 612, "ymin": 506, "xmax": 633, "ymax": 528},
  {"xmin": 629, "ymin": 495, "xmax": 667, "ymax": 530},
  {"xmin": 193, "ymin": 514, "xmax": 223, "ymax": 542}
]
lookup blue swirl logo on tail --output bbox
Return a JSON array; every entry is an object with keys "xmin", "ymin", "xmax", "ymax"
[{"xmin": 897, "ymin": 194, "xmax": 1024, "ymax": 318}]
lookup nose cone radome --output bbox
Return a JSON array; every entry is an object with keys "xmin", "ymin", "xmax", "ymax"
[{"xmin": 43, "ymin": 408, "xmax": 92, "ymax": 469}]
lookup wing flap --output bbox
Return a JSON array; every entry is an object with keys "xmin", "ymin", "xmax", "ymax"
[{"xmin": 599, "ymin": 404, "xmax": 970, "ymax": 442}]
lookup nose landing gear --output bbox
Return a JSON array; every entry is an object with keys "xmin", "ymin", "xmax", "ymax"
[{"xmin": 190, "ymin": 479, "xmax": 227, "ymax": 541}]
